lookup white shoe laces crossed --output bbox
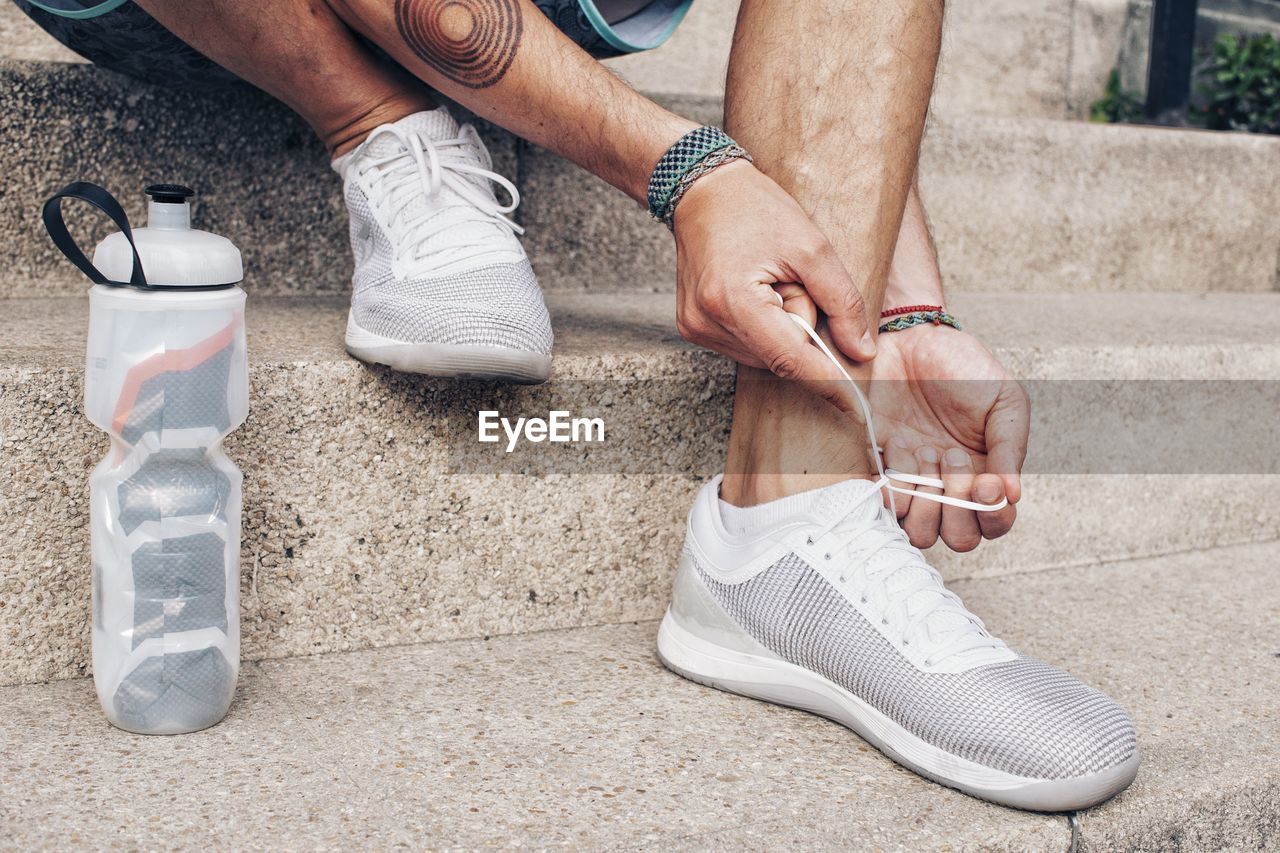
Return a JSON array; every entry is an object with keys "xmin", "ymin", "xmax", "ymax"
[
  {"xmin": 789, "ymin": 314, "xmax": 1010, "ymax": 665},
  {"xmin": 355, "ymin": 124, "xmax": 523, "ymax": 267}
]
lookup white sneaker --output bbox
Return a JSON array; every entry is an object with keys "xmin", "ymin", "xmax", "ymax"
[
  {"xmin": 658, "ymin": 475, "xmax": 1139, "ymax": 811},
  {"xmin": 332, "ymin": 108, "xmax": 552, "ymax": 383}
]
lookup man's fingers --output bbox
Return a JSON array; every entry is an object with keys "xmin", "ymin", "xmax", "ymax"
[
  {"xmin": 773, "ymin": 282, "xmax": 817, "ymax": 328},
  {"xmin": 730, "ymin": 294, "xmax": 862, "ymax": 417},
  {"xmin": 903, "ymin": 446, "xmax": 942, "ymax": 549},
  {"xmin": 974, "ymin": 473, "xmax": 1017, "ymax": 540},
  {"xmin": 884, "ymin": 436, "xmax": 915, "ymax": 518},
  {"xmin": 790, "ymin": 242, "xmax": 876, "ymax": 363},
  {"xmin": 940, "ymin": 448, "xmax": 982, "ymax": 552},
  {"xmin": 985, "ymin": 380, "xmax": 1031, "ymax": 504}
]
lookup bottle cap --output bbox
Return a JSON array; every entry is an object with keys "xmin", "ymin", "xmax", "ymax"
[{"xmin": 92, "ymin": 184, "xmax": 243, "ymax": 287}]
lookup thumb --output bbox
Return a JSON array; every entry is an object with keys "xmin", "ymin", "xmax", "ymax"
[
  {"xmin": 790, "ymin": 242, "xmax": 876, "ymax": 363},
  {"xmin": 733, "ymin": 297, "xmax": 864, "ymax": 422},
  {"xmin": 985, "ymin": 380, "xmax": 1031, "ymax": 503},
  {"xmin": 773, "ymin": 282, "xmax": 817, "ymax": 328}
]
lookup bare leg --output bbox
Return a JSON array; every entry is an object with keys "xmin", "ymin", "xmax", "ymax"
[
  {"xmin": 719, "ymin": 0, "xmax": 944, "ymax": 507},
  {"xmin": 133, "ymin": 0, "xmax": 437, "ymax": 155}
]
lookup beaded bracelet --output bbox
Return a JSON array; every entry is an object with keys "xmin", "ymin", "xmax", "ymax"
[
  {"xmin": 647, "ymin": 126, "xmax": 752, "ymax": 225},
  {"xmin": 878, "ymin": 310, "xmax": 961, "ymax": 334},
  {"xmin": 880, "ymin": 304, "xmax": 942, "ymax": 319}
]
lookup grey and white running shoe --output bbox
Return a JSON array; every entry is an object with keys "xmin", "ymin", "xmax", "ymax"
[
  {"xmin": 658, "ymin": 475, "xmax": 1140, "ymax": 812},
  {"xmin": 332, "ymin": 108, "xmax": 552, "ymax": 383}
]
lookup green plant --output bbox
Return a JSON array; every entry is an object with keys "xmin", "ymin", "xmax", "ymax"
[
  {"xmin": 1197, "ymin": 32, "xmax": 1280, "ymax": 134},
  {"xmin": 1090, "ymin": 69, "xmax": 1144, "ymax": 124}
]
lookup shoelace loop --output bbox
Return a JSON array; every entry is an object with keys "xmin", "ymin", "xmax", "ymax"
[
  {"xmin": 809, "ymin": 503, "xmax": 1005, "ymax": 664},
  {"xmin": 788, "ymin": 314, "xmax": 1009, "ymax": 665},
  {"xmin": 787, "ymin": 313, "xmax": 1008, "ymax": 515},
  {"xmin": 355, "ymin": 124, "xmax": 523, "ymax": 266}
]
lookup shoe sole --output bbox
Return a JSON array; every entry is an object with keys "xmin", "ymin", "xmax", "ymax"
[
  {"xmin": 656, "ymin": 610, "xmax": 1139, "ymax": 812},
  {"xmin": 345, "ymin": 313, "xmax": 551, "ymax": 384}
]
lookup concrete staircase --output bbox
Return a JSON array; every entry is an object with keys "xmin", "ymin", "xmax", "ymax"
[
  {"xmin": 3, "ymin": 544, "xmax": 1277, "ymax": 849},
  {"xmin": 4, "ymin": 60, "xmax": 1279, "ymax": 297},
  {"xmin": 2, "ymin": 8, "xmax": 1279, "ymax": 850}
]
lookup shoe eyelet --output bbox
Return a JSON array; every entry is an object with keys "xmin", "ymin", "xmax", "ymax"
[
  {"xmin": 924, "ymin": 658, "xmax": 933, "ymax": 667},
  {"xmin": 860, "ymin": 596, "xmax": 867, "ymax": 604},
  {"xmin": 902, "ymin": 639, "xmax": 909, "ymax": 646},
  {"xmin": 881, "ymin": 618, "xmax": 888, "ymax": 625},
  {"xmin": 824, "ymin": 553, "xmax": 831, "ymax": 560},
  {"xmin": 805, "ymin": 536, "xmax": 814, "ymax": 546},
  {"xmin": 839, "ymin": 575, "xmax": 846, "ymax": 584}
]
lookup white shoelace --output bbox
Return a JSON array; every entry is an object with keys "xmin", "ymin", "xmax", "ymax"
[
  {"xmin": 788, "ymin": 313, "xmax": 1008, "ymax": 515},
  {"xmin": 808, "ymin": 506, "xmax": 1006, "ymax": 664},
  {"xmin": 355, "ymin": 124, "xmax": 523, "ymax": 267},
  {"xmin": 789, "ymin": 314, "xmax": 1009, "ymax": 665}
]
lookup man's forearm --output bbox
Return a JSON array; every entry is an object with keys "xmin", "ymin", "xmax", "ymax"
[
  {"xmin": 327, "ymin": 0, "xmax": 696, "ymax": 201},
  {"xmin": 886, "ymin": 177, "xmax": 946, "ymax": 307}
]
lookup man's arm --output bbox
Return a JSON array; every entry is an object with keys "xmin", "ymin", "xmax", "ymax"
[
  {"xmin": 887, "ymin": 181, "xmax": 945, "ymax": 308},
  {"xmin": 331, "ymin": 0, "xmax": 687, "ymax": 201},
  {"xmin": 873, "ymin": 175, "xmax": 1031, "ymax": 550},
  {"xmin": 322, "ymin": 0, "xmax": 877, "ymax": 398}
]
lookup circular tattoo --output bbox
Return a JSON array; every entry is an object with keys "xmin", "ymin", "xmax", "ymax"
[{"xmin": 395, "ymin": 0, "xmax": 523, "ymax": 90}]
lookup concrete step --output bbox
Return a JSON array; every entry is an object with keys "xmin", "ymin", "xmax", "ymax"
[
  {"xmin": 2, "ymin": 542, "xmax": 1276, "ymax": 849},
  {"xmin": 3, "ymin": 59, "xmax": 1278, "ymax": 300},
  {"xmin": 3, "ymin": 290, "xmax": 1278, "ymax": 686}
]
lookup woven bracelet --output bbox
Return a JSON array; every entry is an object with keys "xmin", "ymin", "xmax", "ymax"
[
  {"xmin": 878, "ymin": 310, "xmax": 961, "ymax": 334},
  {"xmin": 647, "ymin": 126, "xmax": 751, "ymax": 224},
  {"xmin": 661, "ymin": 144, "xmax": 751, "ymax": 228}
]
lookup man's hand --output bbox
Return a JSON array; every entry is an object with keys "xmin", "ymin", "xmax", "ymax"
[
  {"xmin": 869, "ymin": 323, "xmax": 1030, "ymax": 552},
  {"xmin": 671, "ymin": 161, "xmax": 877, "ymax": 412}
]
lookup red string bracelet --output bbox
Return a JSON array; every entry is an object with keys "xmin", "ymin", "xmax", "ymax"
[{"xmin": 880, "ymin": 304, "xmax": 942, "ymax": 319}]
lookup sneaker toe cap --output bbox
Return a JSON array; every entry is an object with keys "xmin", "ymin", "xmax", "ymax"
[
  {"xmin": 948, "ymin": 660, "xmax": 1139, "ymax": 781},
  {"xmin": 357, "ymin": 300, "xmax": 554, "ymax": 354},
  {"xmin": 353, "ymin": 263, "xmax": 553, "ymax": 354}
]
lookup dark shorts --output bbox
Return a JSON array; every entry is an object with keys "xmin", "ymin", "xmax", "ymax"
[{"xmin": 13, "ymin": 0, "xmax": 693, "ymax": 91}]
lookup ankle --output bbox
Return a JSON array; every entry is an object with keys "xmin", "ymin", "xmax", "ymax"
[
  {"xmin": 721, "ymin": 365, "xmax": 871, "ymax": 507},
  {"xmin": 325, "ymin": 91, "xmax": 439, "ymax": 157},
  {"xmin": 720, "ymin": 472, "xmax": 863, "ymax": 508}
]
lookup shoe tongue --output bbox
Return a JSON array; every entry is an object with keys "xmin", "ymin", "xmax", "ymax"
[
  {"xmin": 812, "ymin": 479, "xmax": 882, "ymax": 525},
  {"xmin": 886, "ymin": 563, "xmax": 970, "ymax": 635},
  {"xmin": 356, "ymin": 109, "xmax": 508, "ymax": 262},
  {"xmin": 813, "ymin": 480, "xmax": 973, "ymax": 639},
  {"xmin": 364, "ymin": 108, "xmax": 462, "ymax": 159}
]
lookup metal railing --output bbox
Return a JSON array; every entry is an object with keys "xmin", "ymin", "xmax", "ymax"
[{"xmin": 1146, "ymin": 0, "xmax": 1200, "ymax": 122}]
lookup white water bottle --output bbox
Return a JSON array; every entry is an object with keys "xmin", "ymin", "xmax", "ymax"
[{"xmin": 44, "ymin": 182, "xmax": 247, "ymax": 734}]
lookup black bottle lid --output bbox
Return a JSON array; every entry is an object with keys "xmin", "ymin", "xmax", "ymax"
[{"xmin": 145, "ymin": 184, "xmax": 195, "ymax": 204}]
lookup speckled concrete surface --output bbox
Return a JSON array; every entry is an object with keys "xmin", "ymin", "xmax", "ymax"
[
  {"xmin": 921, "ymin": 115, "xmax": 1280, "ymax": 296},
  {"xmin": 522, "ymin": 109, "xmax": 1280, "ymax": 295},
  {"xmin": 0, "ymin": 59, "xmax": 511, "ymax": 300},
  {"xmin": 930, "ymin": 0, "xmax": 1076, "ymax": 120},
  {"xmin": 3, "ymin": 292, "xmax": 1279, "ymax": 686},
  {"xmin": 0, "ymin": 629, "xmax": 1065, "ymax": 852},
  {"xmin": 5, "ymin": 60, "xmax": 1278, "ymax": 300},
  {"xmin": 951, "ymin": 543, "xmax": 1280, "ymax": 852},
  {"xmin": 1, "ymin": 543, "xmax": 1275, "ymax": 850},
  {"xmin": 0, "ymin": 4, "xmax": 82, "ymax": 63}
]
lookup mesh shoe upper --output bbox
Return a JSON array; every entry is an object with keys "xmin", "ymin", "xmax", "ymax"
[
  {"xmin": 692, "ymin": 550, "xmax": 1137, "ymax": 780},
  {"xmin": 336, "ymin": 109, "xmax": 553, "ymax": 355}
]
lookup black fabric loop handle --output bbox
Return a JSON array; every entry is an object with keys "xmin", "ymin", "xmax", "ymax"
[{"xmin": 42, "ymin": 181, "xmax": 148, "ymax": 288}]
